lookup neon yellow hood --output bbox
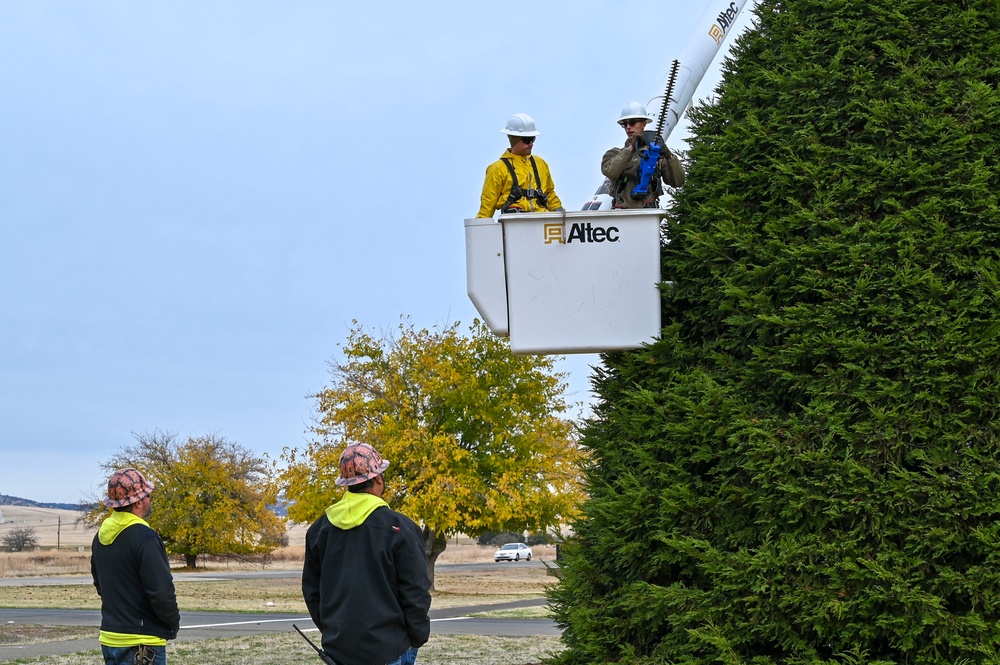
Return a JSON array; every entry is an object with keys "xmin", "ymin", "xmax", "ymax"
[
  {"xmin": 98, "ymin": 511, "xmax": 149, "ymax": 546},
  {"xmin": 325, "ymin": 492, "xmax": 388, "ymax": 530}
]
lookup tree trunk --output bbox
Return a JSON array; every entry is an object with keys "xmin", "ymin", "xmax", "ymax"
[
  {"xmin": 421, "ymin": 526, "xmax": 447, "ymax": 591},
  {"xmin": 184, "ymin": 553, "xmax": 197, "ymax": 569}
]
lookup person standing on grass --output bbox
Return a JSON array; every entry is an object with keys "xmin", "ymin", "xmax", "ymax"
[
  {"xmin": 91, "ymin": 468, "xmax": 180, "ymax": 665},
  {"xmin": 302, "ymin": 442, "xmax": 432, "ymax": 665}
]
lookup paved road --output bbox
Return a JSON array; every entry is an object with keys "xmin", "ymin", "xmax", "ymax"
[
  {"xmin": 0, "ymin": 563, "xmax": 558, "ymax": 662},
  {"xmin": 0, "ymin": 601, "xmax": 557, "ymax": 662}
]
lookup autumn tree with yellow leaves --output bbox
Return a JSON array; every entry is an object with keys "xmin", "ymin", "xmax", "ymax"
[
  {"xmin": 84, "ymin": 431, "xmax": 285, "ymax": 568},
  {"xmin": 281, "ymin": 318, "xmax": 586, "ymax": 587}
]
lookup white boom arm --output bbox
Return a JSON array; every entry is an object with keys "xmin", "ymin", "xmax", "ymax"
[
  {"xmin": 582, "ymin": 0, "xmax": 751, "ymax": 210},
  {"xmin": 657, "ymin": 0, "xmax": 751, "ymax": 143}
]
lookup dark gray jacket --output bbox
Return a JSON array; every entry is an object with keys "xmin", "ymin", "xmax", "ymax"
[
  {"xmin": 302, "ymin": 501, "xmax": 431, "ymax": 665},
  {"xmin": 91, "ymin": 518, "xmax": 180, "ymax": 641}
]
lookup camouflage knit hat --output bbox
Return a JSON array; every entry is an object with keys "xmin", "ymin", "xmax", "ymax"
[
  {"xmin": 104, "ymin": 468, "xmax": 155, "ymax": 508},
  {"xmin": 335, "ymin": 443, "xmax": 390, "ymax": 487}
]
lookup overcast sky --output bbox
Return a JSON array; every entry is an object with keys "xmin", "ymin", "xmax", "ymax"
[{"xmin": 0, "ymin": 1, "xmax": 754, "ymax": 504}]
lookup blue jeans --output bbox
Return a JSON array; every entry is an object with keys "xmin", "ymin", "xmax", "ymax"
[
  {"xmin": 102, "ymin": 645, "xmax": 167, "ymax": 665},
  {"xmin": 386, "ymin": 646, "xmax": 418, "ymax": 665}
]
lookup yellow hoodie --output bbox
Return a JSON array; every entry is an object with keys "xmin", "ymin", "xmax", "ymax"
[
  {"xmin": 325, "ymin": 491, "xmax": 389, "ymax": 529},
  {"xmin": 98, "ymin": 510, "xmax": 149, "ymax": 545}
]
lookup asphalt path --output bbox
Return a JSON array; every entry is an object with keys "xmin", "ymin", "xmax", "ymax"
[{"xmin": 0, "ymin": 562, "xmax": 559, "ymax": 662}]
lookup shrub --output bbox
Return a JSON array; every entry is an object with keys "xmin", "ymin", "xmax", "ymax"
[{"xmin": 549, "ymin": 1, "xmax": 1000, "ymax": 662}]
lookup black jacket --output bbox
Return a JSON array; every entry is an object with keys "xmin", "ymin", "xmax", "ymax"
[
  {"xmin": 91, "ymin": 518, "xmax": 180, "ymax": 641},
  {"xmin": 302, "ymin": 500, "xmax": 432, "ymax": 665}
]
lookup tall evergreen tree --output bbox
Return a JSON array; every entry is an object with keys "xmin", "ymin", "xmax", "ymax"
[{"xmin": 550, "ymin": 1, "xmax": 1000, "ymax": 663}]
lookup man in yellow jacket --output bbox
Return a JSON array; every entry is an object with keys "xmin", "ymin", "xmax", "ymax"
[{"xmin": 477, "ymin": 113, "xmax": 564, "ymax": 218}]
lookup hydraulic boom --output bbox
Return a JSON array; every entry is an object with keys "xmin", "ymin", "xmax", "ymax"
[{"xmin": 583, "ymin": 0, "xmax": 750, "ymax": 210}]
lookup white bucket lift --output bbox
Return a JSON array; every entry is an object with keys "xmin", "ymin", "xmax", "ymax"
[{"xmin": 465, "ymin": 209, "xmax": 664, "ymax": 354}]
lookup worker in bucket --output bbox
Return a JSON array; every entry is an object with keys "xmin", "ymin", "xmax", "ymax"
[
  {"xmin": 302, "ymin": 442, "xmax": 431, "ymax": 665},
  {"xmin": 91, "ymin": 468, "xmax": 180, "ymax": 665},
  {"xmin": 601, "ymin": 101, "xmax": 685, "ymax": 209},
  {"xmin": 477, "ymin": 112, "xmax": 565, "ymax": 217}
]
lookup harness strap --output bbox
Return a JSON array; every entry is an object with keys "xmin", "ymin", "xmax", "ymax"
[
  {"xmin": 528, "ymin": 157, "xmax": 549, "ymax": 208},
  {"xmin": 500, "ymin": 156, "xmax": 549, "ymax": 212}
]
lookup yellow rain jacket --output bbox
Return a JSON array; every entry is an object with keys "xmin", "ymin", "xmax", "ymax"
[{"xmin": 477, "ymin": 150, "xmax": 563, "ymax": 218}]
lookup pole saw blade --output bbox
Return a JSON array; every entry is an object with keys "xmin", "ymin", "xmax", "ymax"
[{"xmin": 655, "ymin": 59, "xmax": 681, "ymax": 142}]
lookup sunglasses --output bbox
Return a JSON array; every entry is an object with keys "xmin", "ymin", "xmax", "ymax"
[
  {"xmin": 619, "ymin": 118, "xmax": 646, "ymax": 128},
  {"xmin": 520, "ymin": 136, "xmax": 536, "ymax": 144}
]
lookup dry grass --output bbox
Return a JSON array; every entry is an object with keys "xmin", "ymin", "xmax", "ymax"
[
  {"xmin": 0, "ymin": 563, "xmax": 556, "ymax": 614},
  {"xmin": 433, "ymin": 561, "xmax": 556, "ymax": 608},
  {"xmin": 0, "ymin": 505, "xmax": 556, "ymax": 576},
  {"xmin": 0, "ymin": 552, "xmax": 93, "ymax": 579},
  {"xmin": 0, "ymin": 632, "xmax": 562, "ymax": 665},
  {"xmin": 468, "ymin": 605, "xmax": 551, "ymax": 619},
  {"xmin": 0, "ymin": 623, "xmax": 93, "ymax": 645},
  {"xmin": 0, "ymin": 542, "xmax": 557, "ymax": 578},
  {"xmin": 0, "ymin": 529, "xmax": 559, "ymax": 613},
  {"xmin": 0, "ymin": 507, "xmax": 562, "ymax": 664},
  {"xmin": 169, "ymin": 632, "xmax": 562, "ymax": 665},
  {"xmin": 0, "ymin": 561, "xmax": 561, "ymax": 665}
]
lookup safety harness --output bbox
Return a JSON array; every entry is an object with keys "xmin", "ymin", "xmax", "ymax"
[{"xmin": 500, "ymin": 156, "xmax": 549, "ymax": 212}]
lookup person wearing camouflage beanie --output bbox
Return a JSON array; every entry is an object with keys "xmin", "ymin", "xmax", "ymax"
[
  {"xmin": 302, "ymin": 442, "xmax": 431, "ymax": 665},
  {"xmin": 91, "ymin": 468, "xmax": 179, "ymax": 665}
]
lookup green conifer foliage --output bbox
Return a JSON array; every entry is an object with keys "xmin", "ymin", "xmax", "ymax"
[{"xmin": 550, "ymin": 1, "xmax": 1000, "ymax": 662}]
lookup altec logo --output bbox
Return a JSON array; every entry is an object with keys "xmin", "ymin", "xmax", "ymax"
[
  {"xmin": 708, "ymin": 1, "xmax": 739, "ymax": 44},
  {"xmin": 544, "ymin": 222, "xmax": 620, "ymax": 244}
]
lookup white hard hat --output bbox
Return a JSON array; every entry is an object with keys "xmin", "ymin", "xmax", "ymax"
[
  {"xmin": 618, "ymin": 102, "xmax": 653, "ymax": 124},
  {"xmin": 501, "ymin": 113, "xmax": 540, "ymax": 137}
]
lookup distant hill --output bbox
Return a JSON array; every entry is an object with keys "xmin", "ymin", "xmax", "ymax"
[
  {"xmin": 0, "ymin": 494, "xmax": 83, "ymax": 511},
  {"xmin": 0, "ymin": 494, "xmax": 283, "ymax": 516}
]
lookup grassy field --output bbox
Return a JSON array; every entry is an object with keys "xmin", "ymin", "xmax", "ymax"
[
  {"xmin": 0, "ymin": 505, "xmax": 556, "ymax": 553},
  {"xmin": 0, "ymin": 631, "xmax": 565, "ymax": 665},
  {"xmin": 0, "ymin": 563, "xmax": 557, "ymax": 613},
  {"xmin": 0, "ymin": 568, "xmax": 562, "ymax": 664},
  {"xmin": 0, "ymin": 504, "xmax": 557, "ymax": 569},
  {"xmin": 0, "ymin": 507, "xmax": 562, "ymax": 664}
]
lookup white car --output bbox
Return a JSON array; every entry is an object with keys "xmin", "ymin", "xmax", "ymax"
[{"xmin": 494, "ymin": 542, "xmax": 532, "ymax": 562}]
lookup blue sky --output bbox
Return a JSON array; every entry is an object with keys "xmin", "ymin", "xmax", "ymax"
[{"xmin": 0, "ymin": 2, "xmax": 753, "ymax": 504}]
